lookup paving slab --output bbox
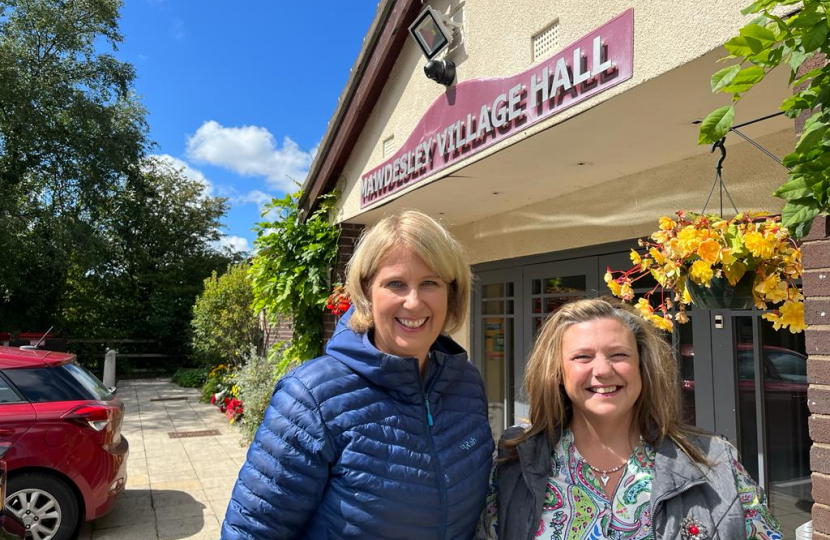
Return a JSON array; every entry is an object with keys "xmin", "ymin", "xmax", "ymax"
[{"xmin": 84, "ymin": 378, "xmax": 248, "ymax": 540}]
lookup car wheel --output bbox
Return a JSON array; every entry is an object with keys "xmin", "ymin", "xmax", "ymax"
[{"xmin": 5, "ymin": 473, "xmax": 79, "ymax": 540}]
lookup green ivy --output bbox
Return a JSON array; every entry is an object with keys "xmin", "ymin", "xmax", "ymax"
[
  {"xmin": 699, "ymin": 0, "xmax": 830, "ymax": 238},
  {"xmin": 249, "ymin": 189, "xmax": 340, "ymax": 376}
]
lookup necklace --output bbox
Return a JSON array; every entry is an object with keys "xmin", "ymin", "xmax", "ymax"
[{"xmin": 582, "ymin": 459, "xmax": 627, "ymax": 487}]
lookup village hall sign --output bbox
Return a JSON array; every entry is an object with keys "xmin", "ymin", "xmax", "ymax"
[{"xmin": 360, "ymin": 9, "xmax": 634, "ymax": 208}]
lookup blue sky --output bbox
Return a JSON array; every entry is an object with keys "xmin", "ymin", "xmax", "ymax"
[{"xmin": 115, "ymin": 1, "xmax": 379, "ymax": 253}]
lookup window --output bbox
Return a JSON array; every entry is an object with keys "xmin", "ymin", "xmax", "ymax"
[
  {"xmin": 0, "ymin": 375, "xmax": 22, "ymax": 403},
  {"xmin": 4, "ymin": 362, "xmax": 112, "ymax": 403}
]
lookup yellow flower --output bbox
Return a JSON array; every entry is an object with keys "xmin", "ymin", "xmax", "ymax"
[
  {"xmin": 743, "ymin": 231, "xmax": 775, "ymax": 259},
  {"xmin": 620, "ymin": 282, "xmax": 634, "ymax": 301},
  {"xmin": 648, "ymin": 314, "xmax": 674, "ymax": 332},
  {"xmin": 689, "ymin": 260, "xmax": 713, "ymax": 285},
  {"xmin": 635, "ymin": 298, "xmax": 653, "ymax": 317},
  {"xmin": 762, "ymin": 311, "xmax": 783, "ymax": 331},
  {"xmin": 697, "ymin": 239, "xmax": 721, "ymax": 264},
  {"xmin": 649, "ymin": 247, "xmax": 665, "ymax": 265},
  {"xmin": 607, "ymin": 279, "xmax": 622, "ymax": 297},
  {"xmin": 678, "ymin": 227, "xmax": 706, "ymax": 255},
  {"xmin": 779, "ymin": 300, "xmax": 807, "ymax": 333},
  {"xmin": 604, "ymin": 270, "xmax": 613, "ymax": 284},
  {"xmin": 630, "ymin": 249, "xmax": 642, "ymax": 266},
  {"xmin": 659, "ymin": 216, "xmax": 676, "ymax": 230},
  {"xmin": 675, "ymin": 310, "xmax": 690, "ymax": 324}
]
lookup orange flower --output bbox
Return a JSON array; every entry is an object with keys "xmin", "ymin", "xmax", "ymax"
[{"xmin": 697, "ymin": 239, "xmax": 720, "ymax": 264}]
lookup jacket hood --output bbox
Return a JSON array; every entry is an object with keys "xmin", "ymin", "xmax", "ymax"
[{"xmin": 324, "ymin": 306, "xmax": 469, "ymax": 403}]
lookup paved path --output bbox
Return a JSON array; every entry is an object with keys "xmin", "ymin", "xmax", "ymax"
[{"xmin": 78, "ymin": 379, "xmax": 249, "ymax": 540}]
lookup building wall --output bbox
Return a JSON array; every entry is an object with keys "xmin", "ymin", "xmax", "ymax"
[
  {"xmin": 334, "ymin": 0, "xmax": 762, "ymax": 223},
  {"xmin": 450, "ymin": 128, "xmax": 793, "ymax": 266}
]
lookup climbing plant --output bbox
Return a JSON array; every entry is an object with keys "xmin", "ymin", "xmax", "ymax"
[
  {"xmin": 250, "ymin": 189, "xmax": 340, "ymax": 376},
  {"xmin": 698, "ymin": 0, "xmax": 830, "ymax": 238}
]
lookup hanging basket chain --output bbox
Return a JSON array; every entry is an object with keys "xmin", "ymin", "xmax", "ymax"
[{"xmin": 701, "ymin": 138, "xmax": 739, "ymax": 217}]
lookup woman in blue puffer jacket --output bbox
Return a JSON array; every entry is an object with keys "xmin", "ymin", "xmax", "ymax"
[{"xmin": 220, "ymin": 210, "xmax": 494, "ymax": 540}]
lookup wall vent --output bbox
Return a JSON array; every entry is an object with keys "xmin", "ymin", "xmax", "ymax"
[
  {"xmin": 532, "ymin": 20, "xmax": 559, "ymax": 62},
  {"xmin": 383, "ymin": 136, "xmax": 395, "ymax": 158}
]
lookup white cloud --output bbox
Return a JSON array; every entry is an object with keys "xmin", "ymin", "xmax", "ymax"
[
  {"xmin": 186, "ymin": 120, "xmax": 313, "ymax": 192},
  {"xmin": 215, "ymin": 235, "xmax": 251, "ymax": 254},
  {"xmin": 234, "ymin": 189, "xmax": 274, "ymax": 208},
  {"xmin": 148, "ymin": 154, "xmax": 213, "ymax": 195}
]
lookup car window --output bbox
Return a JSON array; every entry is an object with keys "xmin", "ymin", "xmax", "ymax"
[
  {"xmin": 0, "ymin": 376, "xmax": 22, "ymax": 403},
  {"xmin": 766, "ymin": 350, "xmax": 807, "ymax": 383},
  {"xmin": 737, "ymin": 351, "xmax": 755, "ymax": 380},
  {"xmin": 63, "ymin": 362, "xmax": 113, "ymax": 400},
  {"xmin": 4, "ymin": 364, "xmax": 105, "ymax": 402}
]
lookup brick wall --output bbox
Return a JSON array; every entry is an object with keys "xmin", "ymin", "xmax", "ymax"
[
  {"xmin": 796, "ymin": 50, "xmax": 830, "ymax": 537},
  {"xmin": 261, "ymin": 310, "xmax": 293, "ymax": 353},
  {"xmin": 808, "ymin": 214, "xmax": 830, "ymax": 538},
  {"xmin": 322, "ymin": 223, "xmax": 365, "ymax": 347}
]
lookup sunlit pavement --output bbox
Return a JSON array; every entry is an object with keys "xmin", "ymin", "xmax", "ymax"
[{"xmin": 77, "ymin": 379, "xmax": 249, "ymax": 540}]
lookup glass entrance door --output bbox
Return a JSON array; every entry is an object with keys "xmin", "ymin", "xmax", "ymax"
[
  {"xmin": 705, "ymin": 311, "xmax": 811, "ymax": 537},
  {"xmin": 474, "ymin": 269, "xmax": 522, "ymax": 442}
]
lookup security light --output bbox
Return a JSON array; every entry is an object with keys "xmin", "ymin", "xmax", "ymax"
[{"xmin": 409, "ymin": 6, "xmax": 454, "ymax": 60}]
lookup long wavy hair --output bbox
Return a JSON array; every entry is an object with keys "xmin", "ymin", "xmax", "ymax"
[{"xmin": 504, "ymin": 297, "xmax": 708, "ymax": 464}]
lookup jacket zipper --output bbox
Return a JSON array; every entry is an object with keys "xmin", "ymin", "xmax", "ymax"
[{"xmin": 418, "ymin": 356, "xmax": 447, "ymax": 540}]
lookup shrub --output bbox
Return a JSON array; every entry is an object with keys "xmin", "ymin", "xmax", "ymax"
[
  {"xmin": 172, "ymin": 368, "xmax": 207, "ymax": 388},
  {"xmin": 201, "ymin": 364, "xmax": 231, "ymax": 403},
  {"xmin": 235, "ymin": 345, "xmax": 284, "ymax": 442},
  {"xmin": 192, "ymin": 263, "xmax": 261, "ymax": 369}
]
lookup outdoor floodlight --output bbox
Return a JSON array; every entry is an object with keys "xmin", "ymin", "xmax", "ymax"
[
  {"xmin": 424, "ymin": 59, "xmax": 456, "ymax": 86},
  {"xmin": 408, "ymin": 6, "xmax": 453, "ymax": 60}
]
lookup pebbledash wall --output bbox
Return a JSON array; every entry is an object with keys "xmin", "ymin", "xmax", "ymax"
[{"xmin": 302, "ymin": 0, "xmax": 828, "ymax": 535}]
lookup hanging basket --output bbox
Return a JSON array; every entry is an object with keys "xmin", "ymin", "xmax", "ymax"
[{"xmin": 686, "ymin": 272, "xmax": 756, "ymax": 310}]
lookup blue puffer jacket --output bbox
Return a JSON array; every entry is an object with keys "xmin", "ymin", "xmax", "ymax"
[{"xmin": 220, "ymin": 309, "xmax": 494, "ymax": 540}]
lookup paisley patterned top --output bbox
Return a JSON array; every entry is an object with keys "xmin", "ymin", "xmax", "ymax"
[{"xmin": 475, "ymin": 429, "xmax": 782, "ymax": 540}]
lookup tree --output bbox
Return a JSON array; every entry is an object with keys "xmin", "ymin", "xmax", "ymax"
[
  {"xmin": 699, "ymin": 0, "xmax": 830, "ymax": 238},
  {"xmin": 192, "ymin": 263, "xmax": 261, "ymax": 368},
  {"xmin": 0, "ymin": 0, "xmax": 148, "ymax": 329},
  {"xmin": 59, "ymin": 158, "xmax": 234, "ymax": 353}
]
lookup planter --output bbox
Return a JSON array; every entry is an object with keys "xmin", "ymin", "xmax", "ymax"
[{"xmin": 687, "ymin": 272, "xmax": 756, "ymax": 310}]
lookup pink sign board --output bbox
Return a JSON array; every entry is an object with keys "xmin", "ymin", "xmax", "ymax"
[{"xmin": 360, "ymin": 9, "xmax": 634, "ymax": 208}]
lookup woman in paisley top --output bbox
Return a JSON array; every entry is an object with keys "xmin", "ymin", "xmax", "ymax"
[{"xmin": 476, "ymin": 298, "xmax": 781, "ymax": 540}]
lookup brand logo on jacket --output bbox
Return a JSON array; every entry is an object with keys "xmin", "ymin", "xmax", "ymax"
[{"xmin": 460, "ymin": 437, "xmax": 477, "ymax": 450}]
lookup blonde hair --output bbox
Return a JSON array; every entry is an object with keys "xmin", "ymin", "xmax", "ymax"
[
  {"xmin": 345, "ymin": 210, "xmax": 471, "ymax": 335},
  {"xmin": 506, "ymin": 297, "xmax": 707, "ymax": 464}
]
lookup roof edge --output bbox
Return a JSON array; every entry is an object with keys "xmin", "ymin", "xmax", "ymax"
[{"xmin": 298, "ymin": 0, "xmax": 421, "ymax": 220}]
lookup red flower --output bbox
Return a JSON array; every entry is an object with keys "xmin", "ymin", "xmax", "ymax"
[
  {"xmin": 325, "ymin": 285, "xmax": 351, "ymax": 315},
  {"xmin": 210, "ymin": 395, "xmax": 216, "ymax": 405}
]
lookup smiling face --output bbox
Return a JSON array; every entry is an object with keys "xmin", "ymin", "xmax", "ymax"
[
  {"xmin": 368, "ymin": 247, "xmax": 449, "ymax": 363},
  {"xmin": 560, "ymin": 317, "xmax": 642, "ymax": 427}
]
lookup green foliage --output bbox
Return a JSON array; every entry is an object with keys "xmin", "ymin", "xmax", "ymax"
[
  {"xmin": 58, "ymin": 158, "xmax": 234, "ymax": 359},
  {"xmin": 0, "ymin": 0, "xmax": 149, "ymax": 327},
  {"xmin": 0, "ymin": 0, "xmax": 235, "ymax": 353},
  {"xmin": 172, "ymin": 368, "xmax": 207, "ymax": 388},
  {"xmin": 699, "ymin": 0, "xmax": 830, "ymax": 238},
  {"xmin": 233, "ymin": 346, "xmax": 283, "ymax": 442},
  {"xmin": 192, "ymin": 263, "xmax": 261, "ymax": 368},
  {"xmin": 250, "ymin": 189, "xmax": 340, "ymax": 375}
]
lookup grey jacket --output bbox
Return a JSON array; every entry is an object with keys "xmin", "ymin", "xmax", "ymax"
[{"xmin": 495, "ymin": 426, "xmax": 746, "ymax": 540}]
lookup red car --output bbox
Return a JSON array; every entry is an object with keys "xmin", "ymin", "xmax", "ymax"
[{"xmin": 0, "ymin": 347, "xmax": 128, "ymax": 540}]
